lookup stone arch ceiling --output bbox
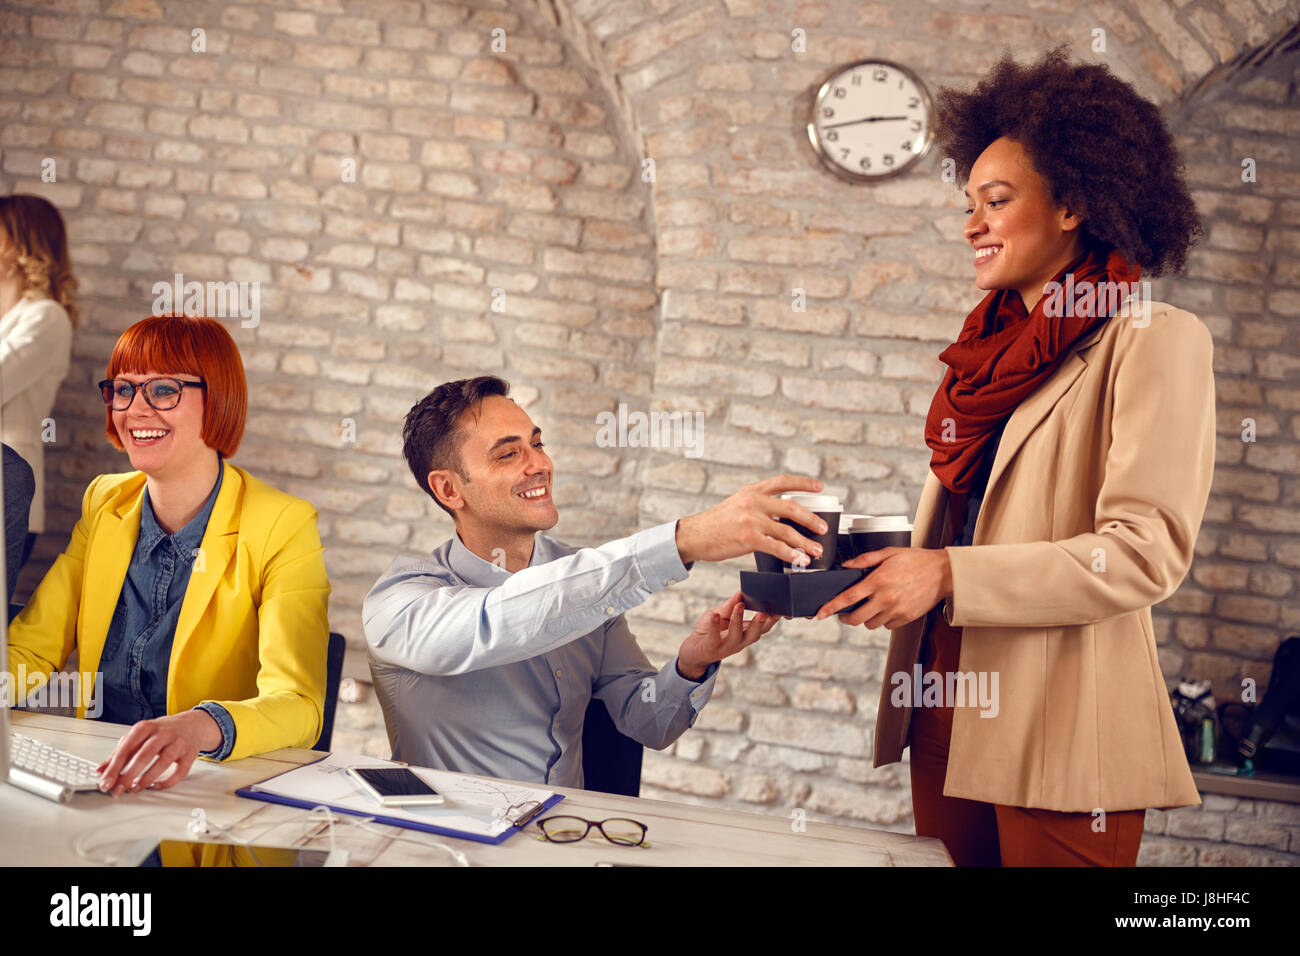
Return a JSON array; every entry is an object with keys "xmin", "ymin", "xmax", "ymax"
[
  {"xmin": 547, "ymin": 1, "xmax": 1300, "ymax": 108},
  {"xmin": 535, "ymin": 0, "xmax": 1300, "ymax": 247},
  {"xmin": 525, "ymin": 0, "xmax": 1300, "ymax": 442}
]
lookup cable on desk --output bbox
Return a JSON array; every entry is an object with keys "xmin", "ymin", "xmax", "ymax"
[
  {"xmin": 68, "ymin": 807, "xmax": 298, "ymax": 865},
  {"xmin": 70, "ymin": 804, "xmax": 470, "ymax": 867},
  {"xmin": 71, "ymin": 811, "xmax": 173, "ymax": 865},
  {"xmin": 343, "ymin": 814, "xmax": 469, "ymax": 867}
]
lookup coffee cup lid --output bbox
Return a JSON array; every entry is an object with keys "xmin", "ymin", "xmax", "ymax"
[
  {"xmin": 780, "ymin": 493, "xmax": 841, "ymax": 511},
  {"xmin": 839, "ymin": 513, "xmax": 872, "ymax": 533},
  {"xmin": 851, "ymin": 515, "xmax": 911, "ymax": 532}
]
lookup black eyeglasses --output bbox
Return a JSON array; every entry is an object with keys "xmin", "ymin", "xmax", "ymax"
[
  {"xmin": 99, "ymin": 377, "xmax": 207, "ymax": 411},
  {"xmin": 534, "ymin": 815, "xmax": 649, "ymax": 847}
]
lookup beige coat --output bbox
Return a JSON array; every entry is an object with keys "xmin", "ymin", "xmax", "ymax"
[{"xmin": 873, "ymin": 297, "xmax": 1214, "ymax": 812}]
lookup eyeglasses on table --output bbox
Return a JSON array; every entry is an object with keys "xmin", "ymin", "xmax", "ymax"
[{"xmin": 533, "ymin": 815, "xmax": 650, "ymax": 847}]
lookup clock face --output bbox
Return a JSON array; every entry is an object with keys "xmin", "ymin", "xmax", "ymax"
[{"xmin": 807, "ymin": 59, "xmax": 935, "ymax": 183}]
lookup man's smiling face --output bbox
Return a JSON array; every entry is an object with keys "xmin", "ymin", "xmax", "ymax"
[{"xmin": 434, "ymin": 394, "xmax": 558, "ymax": 537}]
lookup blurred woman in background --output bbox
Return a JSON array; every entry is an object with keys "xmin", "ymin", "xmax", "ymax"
[{"xmin": 0, "ymin": 195, "xmax": 77, "ymax": 561}]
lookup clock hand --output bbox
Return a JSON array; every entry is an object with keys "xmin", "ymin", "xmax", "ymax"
[{"xmin": 821, "ymin": 115, "xmax": 909, "ymax": 129}]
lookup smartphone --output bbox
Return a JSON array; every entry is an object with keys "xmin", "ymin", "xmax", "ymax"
[{"xmin": 346, "ymin": 766, "xmax": 445, "ymax": 807}]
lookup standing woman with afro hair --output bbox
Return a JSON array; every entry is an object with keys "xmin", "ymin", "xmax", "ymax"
[{"xmin": 820, "ymin": 46, "xmax": 1215, "ymax": 866}]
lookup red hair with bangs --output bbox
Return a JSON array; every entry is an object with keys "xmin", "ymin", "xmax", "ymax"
[{"xmin": 104, "ymin": 315, "xmax": 247, "ymax": 458}]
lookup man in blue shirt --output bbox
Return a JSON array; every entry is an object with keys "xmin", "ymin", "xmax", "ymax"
[{"xmin": 364, "ymin": 375, "xmax": 828, "ymax": 787}]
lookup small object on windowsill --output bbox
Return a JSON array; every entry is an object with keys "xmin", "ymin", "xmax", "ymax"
[{"xmin": 1201, "ymin": 758, "xmax": 1254, "ymax": 777}]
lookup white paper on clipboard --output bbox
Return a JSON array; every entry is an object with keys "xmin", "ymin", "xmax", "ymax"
[{"xmin": 243, "ymin": 752, "xmax": 558, "ymax": 840}]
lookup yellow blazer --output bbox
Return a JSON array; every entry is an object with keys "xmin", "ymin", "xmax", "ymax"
[
  {"xmin": 7, "ymin": 460, "xmax": 330, "ymax": 760},
  {"xmin": 873, "ymin": 298, "xmax": 1214, "ymax": 812}
]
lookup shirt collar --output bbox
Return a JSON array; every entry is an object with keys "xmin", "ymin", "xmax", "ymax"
[
  {"xmin": 446, "ymin": 530, "xmax": 552, "ymax": 586},
  {"xmin": 138, "ymin": 464, "xmax": 225, "ymax": 556}
]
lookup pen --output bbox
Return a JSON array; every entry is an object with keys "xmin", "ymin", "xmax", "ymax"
[{"xmin": 510, "ymin": 802, "xmax": 548, "ymax": 829}]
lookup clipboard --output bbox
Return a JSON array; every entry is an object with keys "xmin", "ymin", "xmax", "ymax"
[{"xmin": 236, "ymin": 752, "xmax": 566, "ymax": 846}]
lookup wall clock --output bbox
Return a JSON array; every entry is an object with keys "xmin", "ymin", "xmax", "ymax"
[{"xmin": 807, "ymin": 59, "xmax": 935, "ymax": 183}]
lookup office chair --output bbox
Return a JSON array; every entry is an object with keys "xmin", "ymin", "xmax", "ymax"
[
  {"xmin": 580, "ymin": 698, "xmax": 643, "ymax": 797},
  {"xmin": 313, "ymin": 631, "xmax": 346, "ymax": 752}
]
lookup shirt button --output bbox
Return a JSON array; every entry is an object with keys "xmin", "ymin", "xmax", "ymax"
[
  {"xmin": 604, "ymin": 605, "xmax": 616, "ymax": 615},
  {"xmin": 666, "ymin": 578, "xmax": 677, "ymax": 586}
]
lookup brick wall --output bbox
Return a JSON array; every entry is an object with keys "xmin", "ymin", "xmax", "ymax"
[
  {"xmin": 1140, "ymin": 42, "xmax": 1300, "ymax": 868},
  {"xmin": 1151, "ymin": 51, "xmax": 1300, "ymax": 703},
  {"xmin": 3, "ymin": 0, "xmax": 661, "ymax": 615},
  {"xmin": 1144, "ymin": 796, "xmax": 1300, "ymax": 866},
  {"xmin": 4, "ymin": 0, "xmax": 1299, "ymax": 864}
]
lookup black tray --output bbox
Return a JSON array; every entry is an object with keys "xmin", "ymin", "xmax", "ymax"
[{"xmin": 740, "ymin": 569, "xmax": 870, "ymax": 619}]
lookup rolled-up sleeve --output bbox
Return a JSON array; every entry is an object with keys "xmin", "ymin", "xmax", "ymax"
[{"xmin": 194, "ymin": 702, "xmax": 237, "ymax": 761}]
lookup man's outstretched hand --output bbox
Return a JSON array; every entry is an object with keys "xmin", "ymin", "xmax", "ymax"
[{"xmin": 677, "ymin": 591, "xmax": 778, "ymax": 679}]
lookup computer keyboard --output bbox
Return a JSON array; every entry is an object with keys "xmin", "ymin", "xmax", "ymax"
[{"xmin": 8, "ymin": 732, "xmax": 104, "ymax": 803}]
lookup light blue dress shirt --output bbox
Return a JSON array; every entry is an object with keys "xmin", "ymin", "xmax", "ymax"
[{"xmin": 363, "ymin": 521, "xmax": 718, "ymax": 787}]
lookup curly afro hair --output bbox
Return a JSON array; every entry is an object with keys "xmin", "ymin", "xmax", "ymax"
[{"xmin": 935, "ymin": 44, "xmax": 1202, "ymax": 276}]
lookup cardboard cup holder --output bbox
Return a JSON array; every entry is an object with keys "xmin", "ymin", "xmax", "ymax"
[
  {"xmin": 742, "ymin": 526, "xmax": 912, "ymax": 619},
  {"xmin": 740, "ymin": 568, "xmax": 870, "ymax": 618}
]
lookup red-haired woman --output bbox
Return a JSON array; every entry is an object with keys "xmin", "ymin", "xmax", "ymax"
[
  {"xmin": 7, "ymin": 314, "xmax": 330, "ymax": 793},
  {"xmin": 0, "ymin": 194, "xmax": 77, "ymax": 540}
]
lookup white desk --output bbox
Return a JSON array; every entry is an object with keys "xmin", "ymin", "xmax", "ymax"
[{"xmin": 3, "ymin": 712, "xmax": 952, "ymax": 866}]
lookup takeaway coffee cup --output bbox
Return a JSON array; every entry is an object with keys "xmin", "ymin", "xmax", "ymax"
[
  {"xmin": 775, "ymin": 493, "xmax": 842, "ymax": 572},
  {"xmin": 752, "ymin": 493, "xmax": 842, "ymax": 573},
  {"xmin": 848, "ymin": 515, "xmax": 913, "ymax": 560},
  {"xmin": 837, "ymin": 514, "xmax": 872, "ymax": 568}
]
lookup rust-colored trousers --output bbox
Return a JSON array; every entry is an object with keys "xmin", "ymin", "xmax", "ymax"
[{"xmin": 909, "ymin": 491, "xmax": 1147, "ymax": 867}]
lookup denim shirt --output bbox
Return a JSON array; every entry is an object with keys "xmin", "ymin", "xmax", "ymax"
[{"xmin": 96, "ymin": 467, "xmax": 236, "ymax": 759}]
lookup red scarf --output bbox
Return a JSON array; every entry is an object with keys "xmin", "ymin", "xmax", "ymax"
[{"xmin": 925, "ymin": 247, "xmax": 1141, "ymax": 495}]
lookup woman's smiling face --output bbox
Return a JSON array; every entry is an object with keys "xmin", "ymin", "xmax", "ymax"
[
  {"xmin": 963, "ymin": 136, "xmax": 1085, "ymax": 313},
  {"xmin": 109, "ymin": 371, "xmax": 209, "ymax": 478}
]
